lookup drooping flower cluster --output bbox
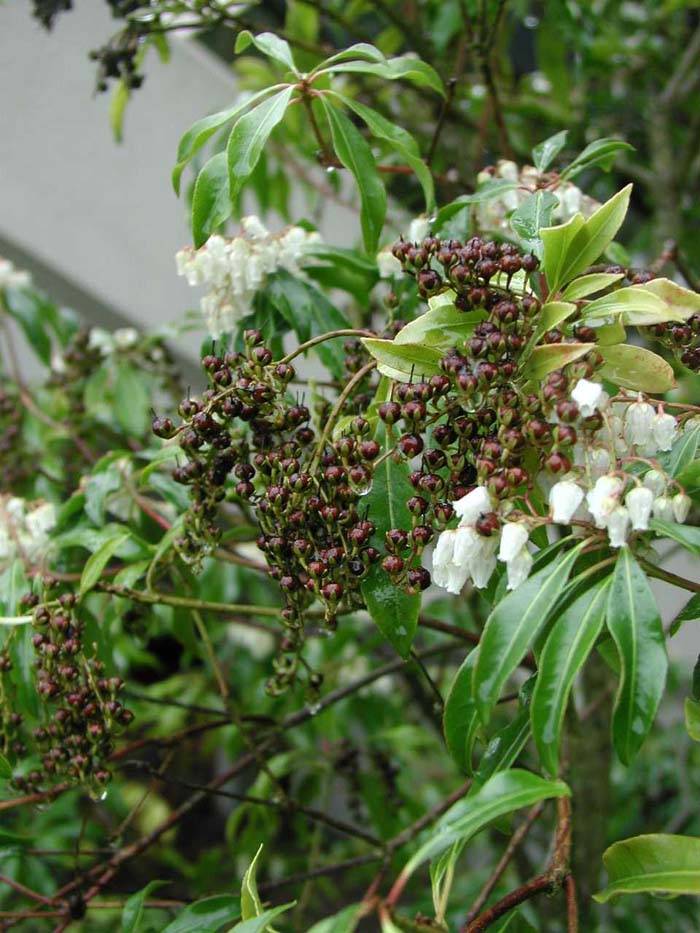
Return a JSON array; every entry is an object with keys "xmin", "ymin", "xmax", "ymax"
[
  {"xmin": 176, "ymin": 217, "xmax": 322, "ymax": 338},
  {"xmin": 0, "ymin": 496, "xmax": 56, "ymax": 564}
]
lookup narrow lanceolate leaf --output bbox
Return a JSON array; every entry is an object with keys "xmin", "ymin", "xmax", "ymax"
[
  {"xmin": 532, "ymin": 130, "xmax": 568, "ymax": 173},
  {"xmin": 240, "ymin": 845, "xmax": 265, "ymax": 920},
  {"xmin": 598, "ymin": 344, "xmax": 675, "ymax": 393},
  {"xmin": 402, "ymin": 769, "xmax": 570, "ymax": 877},
  {"xmin": 332, "ymin": 92, "xmax": 434, "ymax": 211},
  {"xmin": 685, "ymin": 698, "xmax": 700, "ymax": 742},
  {"xmin": 318, "ymin": 57, "xmax": 444, "ymax": 97},
  {"xmin": 560, "ymin": 272, "xmax": 625, "ymax": 301},
  {"xmin": 443, "ymin": 649, "xmax": 480, "ymax": 773},
  {"xmin": 670, "ymin": 594, "xmax": 700, "ymax": 636},
  {"xmin": 191, "ymin": 152, "xmax": 232, "ymax": 248},
  {"xmin": 227, "ymin": 86, "xmax": 294, "ymax": 199},
  {"xmin": 473, "ymin": 543, "xmax": 583, "ymax": 725},
  {"xmin": 560, "ymin": 138, "xmax": 634, "ymax": 180},
  {"xmin": 163, "ymin": 895, "xmax": 240, "ymax": 933},
  {"xmin": 650, "ymin": 519, "xmax": 700, "ymax": 556},
  {"xmin": 509, "ymin": 190, "xmax": 558, "ymax": 254},
  {"xmin": 121, "ymin": 880, "xmax": 168, "ymax": 933},
  {"xmin": 660, "ymin": 423, "xmax": 700, "ymax": 476},
  {"xmin": 594, "ymin": 834, "xmax": 700, "ymax": 902},
  {"xmin": 320, "ymin": 98, "xmax": 386, "ymax": 253},
  {"xmin": 234, "ymin": 31, "xmax": 298, "ymax": 73},
  {"xmin": 80, "ymin": 532, "xmax": 129, "ymax": 595},
  {"xmin": 307, "ymin": 904, "xmax": 362, "ymax": 933},
  {"xmin": 531, "ymin": 580, "xmax": 610, "ymax": 776},
  {"xmin": 361, "ymin": 424, "xmax": 420, "ymax": 657},
  {"xmin": 606, "ymin": 550, "xmax": 667, "ymax": 765},
  {"xmin": 228, "ymin": 903, "xmax": 295, "ymax": 932}
]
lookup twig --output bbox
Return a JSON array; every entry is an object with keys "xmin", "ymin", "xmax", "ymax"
[
  {"xmin": 96, "ymin": 584, "xmax": 283, "ymax": 616},
  {"xmin": 639, "ymin": 559, "xmax": 700, "ymax": 594}
]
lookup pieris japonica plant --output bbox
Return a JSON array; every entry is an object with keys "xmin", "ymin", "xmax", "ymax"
[{"xmin": 4, "ymin": 4, "xmax": 700, "ymax": 932}]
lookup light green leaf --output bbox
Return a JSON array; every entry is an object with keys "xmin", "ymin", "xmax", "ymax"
[
  {"xmin": 402, "ymin": 769, "xmax": 570, "ymax": 877},
  {"xmin": 115, "ymin": 363, "xmax": 151, "ymax": 436},
  {"xmin": 312, "ymin": 43, "xmax": 387, "ymax": 71},
  {"xmin": 649, "ymin": 519, "xmax": 700, "ymax": 556},
  {"xmin": 560, "ymin": 272, "xmax": 625, "ymax": 301},
  {"xmin": 0, "ymin": 616, "xmax": 32, "ymax": 626},
  {"xmin": 320, "ymin": 56, "xmax": 444, "ymax": 97},
  {"xmin": 361, "ymin": 338, "xmax": 443, "ymax": 380},
  {"xmin": 599, "ymin": 344, "xmax": 675, "ymax": 393},
  {"xmin": 594, "ymin": 834, "xmax": 700, "ymax": 902},
  {"xmin": 531, "ymin": 580, "xmax": 610, "ymax": 775},
  {"xmin": 121, "ymin": 880, "xmax": 169, "ymax": 933},
  {"xmin": 0, "ymin": 754, "xmax": 11, "ymax": 779},
  {"xmin": 235, "ymin": 31, "xmax": 297, "ymax": 72},
  {"xmin": 659, "ymin": 424, "xmax": 700, "ymax": 476},
  {"xmin": 80, "ymin": 532, "xmax": 129, "ymax": 595},
  {"xmin": 532, "ymin": 130, "xmax": 568, "ymax": 172},
  {"xmin": 332, "ymin": 93, "xmax": 434, "ymax": 211},
  {"xmin": 606, "ymin": 550, "xmax": 667, "ymax": 765},
  {"xmin": 435, "ymin": 181, "xmax": 518, "ymax": 225},
  {"xmin": 307, "ymin": 904, "xmax": 362, "ymax": 932},
  {"xmin": 560, "ymin": 138, "xmax": 634, "ymax": 180},
  {"xmin": 163, "ymin": 896, "xmax": 239, "ymax": 933},
  {"xmin": 226, "ymin": 904, "xmax": 295, "ymax": 933},
  {"xmin": 443, "ymin": 649, "xmax": 480, "ymax": 773},
  {"xmin": 582, "ymin": 287, "xmax": 673, "ymax": 327},
  {"xmin": 394, "ymin": 296, "xmax": 486, "ymax": 347},
  {"xmin": 541, "ymin": 213, "xmax": 585, "ymax": 296},
  {"xmin": 510, "ymin": 190, "xmax": 558, "ymax": 253},
  {"xmin": 110, "ymin": 79, "xmax": 129, "ymax": 143},
  {"xmin": 638, "ymin": 277, "xmax": 700, "ymax": 321},
  {"xmin": 320, "ymin": 98, "xmax": 387, "ymax": 253},
  {"xmin": 191, "ymin": 152, "xmax": 231, "ymax": 248},
  {"xmin": 685, "ymin": 698, "xmax": 700, "ymax": 742},
  {"xmin": 228, "ymin": 86, "xmax": 294, "ymax": 201},
  {"xmin": 534, "ymin": 301, "xmax": 578, "ymax": 338},
  {"xmin": 523, "ymin": 343, "xmax": 595, "ymax": 381},
  {"xmin": 473, "ymin": 543, "xmax": 583, "ymax": 725},
  {"xmin": 241, "ymin": 845, "xmax": 264, "ymax": 921}
]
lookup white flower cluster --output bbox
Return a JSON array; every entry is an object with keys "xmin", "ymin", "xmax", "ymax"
[
  {"xmin": 0, "ymin": 496, "xmax": 56, "ymax": 564},
  {"xmin": 0, "ymin": 256, "xmax": 31, "ymax": 291},
  {"xmin": 176, "ymin": 217, "xmax": 322, "ymax": 339},
  {"xmin": 87, "ymin": 327, "xmax": 140, "ymax": 357},
  {"xmin": 377, "ymin": 217, "xmax": 432, "ymax": 278},
  {"xmin": 475, "ymin": 160, "xmax": 600, "ymax": 237},
  {"xmin": 432, "ymin": 378, "xmax": 693, "ymax": 596}
]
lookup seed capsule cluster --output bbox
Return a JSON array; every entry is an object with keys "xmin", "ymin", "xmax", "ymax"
[
  {"xmin": 2, "ymin": 590, "xmax": 132, "ymax": 793},
  {"xmin": 646, "ymin": 311, "xmax": 700, "ymax": 372}
]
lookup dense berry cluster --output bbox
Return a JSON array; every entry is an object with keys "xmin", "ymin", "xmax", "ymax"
[
  {"xmin": 1, "ymin": 589, "xmax": 133, "ymax": 794},
  {"xmin": 645, "ymin": 311, "xmax": 700, "ymax": 372},
  {"xmin": 0, "ymin": 388, "xmax": 32, "ymax": 492}
]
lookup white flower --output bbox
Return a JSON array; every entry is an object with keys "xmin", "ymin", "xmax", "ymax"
[
  {"xmin": 432, "ymin": 529, "xmax": 469, "ymax": 595},
  {"xmin": 653, "ymin": 495, "xmax": 675, "ymax": 522},
  {"xmin": 88, "ymin": 328, "xmax": 115, "ymax": 356},
  {"xmin": 408, "ymin": 217, "xmax": 431, "ymax": 242},
  {"xmin": 453, "ymin": 486, "xmax": 493, "ymax": 525},
  {"xmin": 588, "ymin": 447, "xmax": 613, "ymax": 478},
  {"xmin": 673, "ymin": 493, "xmax": 691, "ymax": 524},
  {"xmin": 586, "ymin": 475, "xmax": 625, "ymax": 528},
  {"xmin": 0, "ymin": 257, "xmax": 31, "ymax": 291},
  {"xmin": 498, "ymin": 522, "xmax": 532, "ymax": 590},
  {"xmin": 571, "ymin": 378, "xmax": 606, "ymax": 417},
  {"xmin": 25, "ymin": 503, "xmax": 56, "ymax": 538},
  {"xmin": 113, "ymin": 328, "xmax": 139, "ymax": 350},
  {"xmin": 643, "ymin": 469, "xmax": 666, "ymax": 497},
  {"xmin": 624, "ymin": 395, "xmax": 655, "ymax": 446},
  {"xmin": 432, "ymin": 524, "xmax": 498, "ymax": 594},
  {"xmin": 607, "ymin": 505, "xmax": 631, "ymax": 548},
  {"xmin": 0, "ymin": 496, "xmax": 55, "ymax": 564},
  {"xmin": 549, "ymin": 480, "xmax": 585, "ymax": 524},
  {"xmin": 625, "ymin": 486, "xmax": 654, "ymax": 531},
  {"xmin": 377, "ymin": 249, "xmax": 401, "ymax": 278},
  {"xmin": 468, "ymin": 534, "xmax": 499, "ymax": 589},
  {"xmin": 652, "ymin": 411, "xmax": 677, "ymax": 451}
]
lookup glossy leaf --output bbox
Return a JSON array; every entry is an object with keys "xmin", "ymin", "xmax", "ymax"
[
  {"xmin": 320, "ymin": 98, "xmax": 386, "ymax": 253},
  {"xmin": 541, "ymin": 213, "xmax": 585, "ymax": 297},
  {"xmin": 394, "ymin": 294, "xmax": 486, "ymax": 347},
  {"xmin": 80, "ymin": 532, "xmax": 129, "ymax": 595},
  {"xmin": 606, "ymin": 550, "xmax": 667, "ymax": 765},
  {"xmin": 361, "ymin": 338, "xmax": 443, "ymax": 380},
  {"xmin": 241, "ymin": 845, "xmax": 265, "ymax": 920},
  {"xmin": 227, "ymin": 904, "xmax": 295, "ymax": 932},
  {"xmin": 319, "ymin": 56, "xmax": 444, "ymax": 97},
  {"xmin": 638, "ymin": 277, "xmax": 700, "ymax": 320},
  {"xmin": 235, "ymin": 31, "xmax": 297, "ymax": 72},
  {"xmin": 594, "ymin": 834, "xmax": 700, "ymax": 902},
  {"xmin": 534, "ymin": 301, "xmax": 578, "ymax": 338},
  {"xmin": 473, "ymin": 543, "xmax": 583, "ymax": 725},
  {"xmin": 307, "ymin": 905, "xmax": 362, "ymax": 933},
  {"xmin": 649, "ymin": 519, "xmax": 700, "ymax": 556},
  {"xmin": 192, "ymin": 152, "xmax": 232, "ymax": 248},
  {"xmin": 361, "ymin": 425, "xmax": 420, "ymax": 657},
  {"xmin": 599, "ymin": 344, "xmax": 675, "ymax": 393},
  {"xmin": 121, "ymin": 880, "xmax": 169, "ymax": 933},
  {"xmin": 163, "ymin": 895, "xmax": 240, "ymax": 933},
  {"xmin": 659, "ymin": 423, "xmax": 700, "ymax": 476},
  {"xmin": 560, "ymin": 272, "xmax": 625, "ymax": 301},
  {"xmin": 402, "ymin": 769, "xmax": 570, "ymax": 876},
  {"xmin": 532, "ymin": 130, "xmax": 568, "ymax": 172},
  {"xmin": 443, "ymin": 649, "xmax": 480, "ymax": 773},
  {"xmin": 560, "ymin": 138, "xmax": 634, "ymax": 180},
  {"xmin": 510, "ymin": 190, "xmax": 558, "ymax": 253},
  {"xmin": 531, "ymin": 580, "xmax": 610, "ymax": 775},
  {"xmin": 312, "ymin": 43, "xmax": 386, "ymax": 71},
  {"xmin": 685, "ymin": 698, "xmax": 700, "ymax": 742},
  {"xmin": 523, "ymin": 343, "xmax": 595, "ymax": 381},
  {"xmin": 333, "ymin": 93, "xmax": 434, "ymax": 211},
  {"xmin": 435, "ymin": 181, "xmax": 518, "ymax": 225},
  {"xmin": 582, "ymin": 287, "xmax": 670, "ymax": 326},
  {"xmin": 670, "ymin": 594, "xmax": 700, "ymax": 636},
  {"xmin": 675, "ymin": 459, "xmax": 700, "ymax": 499},
  {"xmin": 227, "ymin": 86, "xmax": 294, "ymax": 201}
]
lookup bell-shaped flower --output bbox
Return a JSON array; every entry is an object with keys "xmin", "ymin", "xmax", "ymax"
[
  {"xmin": 588, "ymin": 447, "xmax": 612, "ymax": 478},
  {"xmin": 432, "ymin": 529, "xmax": 470, "ymax": 595},
  {"xmin": 652, "ymin": 411, "xmax": 677, "ymax": 451},
  {"xmin": 549, "ymin": 480, "xmax": 585, "ymax": 524},
  {"xmin": 607, "ymin": 505, "xmax": 631, "ymax": 548},
  {"xmin": 643, "ymin": 469, "xmax": 666, "ymax": 497},
  {"xmin": 498, "ymin": 522, "xmax": 533, "ymax": 590},
  {"xmin": 673, "ymin": 492, "xmax": 691, "ymax": 524},
  {"xmin": 653, "ymin": 495, "xmax": 675, "ymax": 522},
  {"xmin": 625, "ymin": 486, "xmax": 654, "ymax": 531},
  {"xmin": 571, "ymin": 378, "xmax": 606, "ymax": 417},
  {"xmin": 453, "ymin": 485, "xmax": 493, "ymax": 525},
  {"xmin": 586, "ymin": 475, "xmax": 625, "ymax": 528},
  {"xmin": 624, "ymin": 395, "xmax": 655, "ymax": 446}
]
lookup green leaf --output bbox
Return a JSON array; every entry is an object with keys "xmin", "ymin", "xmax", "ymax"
[
  {"xmin": 676, "ymin": 459, "xmax": 700, "ymax": 499},
  {"xmin": 2, "ymin": 288, "xmax": 53, "ymax": 364},
  {"xmin": 173, "ymin": 88, "xmax": 276, "ymax": 195},
  {"xmin": 685, "ymin": 698, "xmax": 700, "ymax": 742},
  {"xmin": 307, "ymin": 905, "xmax": 361, "ymax": 933},
  {"xmin": 84, "ymin": 468, "xmax": 124, "ymax": 526},
  {"xmin": 110, "ymin": 79, "xmax": 129, "ymax": 143},
  {"xmin": 0, "ymin": 754, "xmax": 12, "ymax": 779},
  {"xmin": 164, "ymin": 896, "xmax": 240, "ymax": 933},
  {"xmin": 534, "ymin": 301, "xmax": 578, "ymax": 338},
  {"xmin": 594, "ymin": 834, "xmax": 700, "ymax": 902},
  {"xmin": 332, "ymin": 93, "xmax": 434, "ymax": 211},
  {"xmin": 361, "ymin": 425, "xmax": 420, "ymax": 657},
  {"xmin": 320, "ymin": 56, "xmax": 444, "ymax": 97},
  {"xmin": 560, "ymin": 138, "xmax": 634, "ymax": 180},
  {"xmin": 241, "ymin": 845, "xmax": 264, "ymax": 920},
  {"xmin": 394, "ymin": 294, "xmax": 486, "ymax": 347},
  {"xmin": 509, "ymin": 190, "xmax": 558, "ymax": 253},
  {"xmin": 638, "ymin": 277, "xmax": 700, "ymax": 321},
  {"xmin": 235, "ymin": 32, "xmax": 298, "ymax": 73},
  {"xmin": 582, "ymin": 287, "xmax": 671, "ymax": 327},
  {"xmin": 434, "ymin": 181, "xmax": 518, "ymax": 225},
  {"xmin": 531, "ymin": 580, "xmax": 610, "ymax": 776},
  {"xmin": 443, "ymin": 648, "xmax": 480, "ymax": 773},
  {"xmin": 312, "ymin": 43, "xmax": 387, "ymax": 71},
  {"xmin": 226, "ymin": 904, "xmax": 295, "ymax": 933},
  {"xmin": 541, "ymin": 213, "xmax": 585, "ymax": 297},
  {"xmin": 402, "ymin": 769, "xmax": 570, "ymax": 877},
  {"xmin": 523, "ymin": 343, "xmax": 595, "ymax": 381},
  {"xmin": 473, "ymin": 687, "xmax": 533, "ymax": 787},
  {"xmin": 606, "ymin": 550, "xmax": 667, "ymax": 765},
  {"xmin": 121, "ymin": 880, "xmax": 169, "ymax": 933},
  {"xmin": 560, "ymin": 272, "xmax": 625, "ymax": 301},
  {"xmin": 227, "ymin": 86, "xmax": 294, "ymax": 202},
  {"xmin": 598, "ymin": 344, "xmax": 675, "ymax": 393},
  {"xmin": 191, "ymin": 152, "xmax": 231, "ymax": 248},
  {"xmin": 80, "ymin": 532, "xmax": 129, "ymax": 595},
  {"xmin": 320, "ymin": 98, "xmax": 387, "ymax": 253},
  {"xmin": 115, "ymin": 363, "xmax": 151, "ymax": 436},
  {"xmin": 361, "ymin": 337, "xmax": 443, "ymax": 380},
  {"xmin": 473, "ymin": 543, "xmax": 583, "ymax": 725},
  {"xmin": 532, "ymin": 130, "xmax": 568, "ymax": 172},
  {"xmin": 649, "ymin": 519, "xmax": 700, "ymax": 556},
  {"xmin": 670, "ymin": 594, "xmax": 700, "ymax": 636},
  {"xmin": 659, "ymin": 424, "xmax": 700, "ymax": 476}
]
